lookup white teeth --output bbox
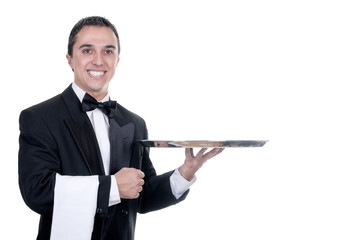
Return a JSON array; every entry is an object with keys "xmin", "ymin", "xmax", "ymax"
[{"xmin": 88, "ymin": 71, "xmax": 105, "ymax": 77}]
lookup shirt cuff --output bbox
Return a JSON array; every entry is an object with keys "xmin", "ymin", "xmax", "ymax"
[
  {"xmin": 170, "ymin": 168, "xmax": 197, "ymax": 199},
  {"xmin": 109, "ymin": 175, "xmax": 121, "ymax": 207}
]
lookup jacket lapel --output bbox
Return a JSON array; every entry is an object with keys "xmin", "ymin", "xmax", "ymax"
[
  {"xmin": 61, "ymin": 85, "xmax": 105, "ymax": 175},
  {"xmin": 109, "ymin": 111, "xmax": 135, "ymax": 174}
]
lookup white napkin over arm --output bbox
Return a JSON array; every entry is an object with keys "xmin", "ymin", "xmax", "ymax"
[{"xmin": 50, "ymin": 174, "xmax": 99, "ymax": 240}]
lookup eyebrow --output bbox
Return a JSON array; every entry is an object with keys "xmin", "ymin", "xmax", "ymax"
[
  {"xmin": 79, "ymin": 44, "xmax": 116, "ymax": 49},
  {"xmin": 79, "ymin": 44, "xmax": 93, "ymax": 49},
  {"xmin": 105, "ymin": 45, "xmax": 116, "ymax": 49}
]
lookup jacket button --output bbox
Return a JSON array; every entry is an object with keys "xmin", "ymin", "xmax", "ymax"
[
  {"xmin": 121, "ymin": 209, "xmax": 128, "ymax": 215},
  {"xmin": 97, "ymin": 208, "xmax": 103, "ymax": 214}
]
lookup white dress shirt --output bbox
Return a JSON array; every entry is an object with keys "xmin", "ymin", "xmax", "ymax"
[{"xmin": 71, "ymin": 83, "xmax": 196, "ymax": 202}]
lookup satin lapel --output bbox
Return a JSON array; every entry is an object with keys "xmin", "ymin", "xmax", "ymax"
[
  {"xmin": 62, "ymin": 85, "xmax": 105, "ymax": 175},
  {"xmin": 109, "ymin": 111, "xmax": 135, "ymax": 174}
]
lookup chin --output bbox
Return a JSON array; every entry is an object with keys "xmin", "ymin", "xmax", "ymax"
[
  {"xmin": 89, "ymin": 83, "xmax": 109, "ymax": 93},
  {"xmin": 85, "ymin": 79, "xmax": 108, "ymax": 89}
]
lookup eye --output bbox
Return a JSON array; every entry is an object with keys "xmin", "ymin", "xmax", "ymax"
[
  {"xmin": 105, "ymin": 49, "xmax": 114, "ymax": 55},
  {"xmin": 82, "ymin": 48, "xmax": 92, "ymax": 54}
]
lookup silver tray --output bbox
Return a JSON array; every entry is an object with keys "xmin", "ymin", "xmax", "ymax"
[{"xmin": 139, "ymin": 140, "xmax": 268, "ymax": 148}]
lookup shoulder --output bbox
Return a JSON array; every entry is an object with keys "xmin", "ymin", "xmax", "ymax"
[
  {"xmin": 20, "ymin": 93, "xmax": 64, "ymax": 119},
  {"xmin": 19, "ymin": 94, "xmax": 66, "ymax": 138},
  {"xmin": 116, "ymin": 103, "xmax": 146, "ymax": 126},
  {"xmin": 19, "ymin": 86, "xmax": 74, "ymax": 129},
  {"xmin": 20, "ymin": 85, "xmax": 75, "ymax": 121},
  {"xmin": 23, "ymin": 94, "xmax": 63, "ymax": 112}
]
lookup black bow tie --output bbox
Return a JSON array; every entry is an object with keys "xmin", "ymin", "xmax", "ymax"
[{"xmin": 82, "ymin": 93, "xmax": 117, "ymax": 118}]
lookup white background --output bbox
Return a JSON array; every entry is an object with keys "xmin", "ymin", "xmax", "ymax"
[{"xmin": 1, "ymin": 0, "xmax": 361, "ymax": 239}]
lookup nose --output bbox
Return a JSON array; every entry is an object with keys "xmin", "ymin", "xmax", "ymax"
[{"xmin": 92, "ymin": 52, "xmax": 104, "ymax": 66}]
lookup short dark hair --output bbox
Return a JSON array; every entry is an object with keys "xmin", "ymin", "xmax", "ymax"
[{"xmin": 67, "ymin": 16, "xmax": 120, "ymax": 57}]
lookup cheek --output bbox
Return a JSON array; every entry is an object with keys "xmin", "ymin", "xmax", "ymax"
[
  {"xmin": 72, "ymin": 55, "xmax": 90, "ymax": 69},
  {"xmin": 108, "ymin": 57, "xmax": 119, "ymax": 69}
]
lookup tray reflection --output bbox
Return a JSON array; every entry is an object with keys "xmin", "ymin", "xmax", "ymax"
[{"xmin": 139, "ymin": 140, "xmax": 268, "ymax": 148}]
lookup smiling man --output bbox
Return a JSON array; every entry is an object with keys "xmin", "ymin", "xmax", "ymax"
[
  {"xmin": 18, "ymin": 16, "xmax": 223, "ymax": 240},
  {"xmin": 66, "ymin": 25, "xmax": 119, "ymax": 100}
]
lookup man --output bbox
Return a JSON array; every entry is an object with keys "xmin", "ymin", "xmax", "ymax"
[{"xmin": 18, "ymin": 16, "xmax": 223, "ymax": 240}]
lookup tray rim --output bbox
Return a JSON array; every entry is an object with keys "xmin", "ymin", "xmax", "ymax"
[{"xmin": 139, "ymin": 140, "xmax": 268, "ymax": 148}]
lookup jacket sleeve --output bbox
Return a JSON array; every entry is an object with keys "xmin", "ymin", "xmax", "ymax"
[{"xmin": 18, "ymin": 108, "xmax": 59, "ymax": 214}]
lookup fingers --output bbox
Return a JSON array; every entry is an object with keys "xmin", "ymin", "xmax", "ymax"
[
  {"xmin": 184, "ymin": 148, "xmax": 224, "ymax": 167},
  {"xmin": 196, "ymin": 148, "xmax": 208, "ymax": 158},
  {"xmin": 189, "ymin": 148, "xmax": 195, "ymax": 158},
  {"xmin": 136, "ymin": 171, "xmax": 145, "ymax": 194},
  {"xmin": 181, "ymin": 147, "xmax": 224, "ymax": 181},
  {"xmin": 204, "ymin": 148, "xmax": 224, "ymax": 160},
  {"xmin": 185, "ymin": 148, "xmax": 195, "ymax": 159},
  {"xmin": 187, "ymin": 148, "xmax": 224, "ymax": 160},
  {"xmin": 131, "ymin": 176, "xmax": 145, "ymax": 198},
  {"xmin": 116, "ymin": 168, "xmax": 145, "ymax": 199},
  {"xmin": 186, "ymin": 148, "xmax": 208, "ymax": 159},
  {"xmin": 139, "ymin": 178, "xmax": 145, "ymax": 186},
  {"xmin": 138, "ymin": 170, "xmax": 145, "ymax": 178}
]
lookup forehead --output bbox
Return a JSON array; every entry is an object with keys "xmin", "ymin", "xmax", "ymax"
[{"xmin": 74, "ymin": 26, "xmax": 118, "ymax": 47}]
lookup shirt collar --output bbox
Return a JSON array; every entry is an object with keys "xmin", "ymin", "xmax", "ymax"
[{"xmin": 72, "ymin": 82, "xmax": 110, "ymax": 103}]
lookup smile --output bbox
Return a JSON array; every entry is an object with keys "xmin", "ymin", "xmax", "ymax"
[{"xmin": 87, "ymin": 70, "xmax": 106, "ymax": 77}]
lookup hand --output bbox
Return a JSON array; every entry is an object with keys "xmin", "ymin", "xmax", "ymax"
[
  {"xmin": 114, "ymin": 168, "xmax": 145, "ymax": 199},
  {"xmin": 179, "ymin": 148, "xmax": 224, "ymax": 181}
]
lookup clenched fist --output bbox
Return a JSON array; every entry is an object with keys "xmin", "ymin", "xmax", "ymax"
[{"xmin": 114, "ymin": 168, "xmax": 145, "ymax": 199}]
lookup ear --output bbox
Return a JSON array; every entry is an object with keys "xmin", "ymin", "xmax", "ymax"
[
  {"xmin": 116, "ymin": 56, "xmax": 120, "ymax": 67},
  {"xmin": 66, "ymin": 54, "xmax": 74, "ymax": 71}
]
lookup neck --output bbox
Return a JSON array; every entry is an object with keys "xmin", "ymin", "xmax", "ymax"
[
  {"xmin": 87, "ymin": 91, "xmax": 108, "ymax": 101},
  {"xmin": 73, "ymin": 82, "xmax": 109, "ymax": 101}
]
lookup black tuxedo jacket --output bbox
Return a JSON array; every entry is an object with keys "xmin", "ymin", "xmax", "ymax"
[{"xmin": 18, "ymin": 85, "xmax": 188, "ymax": 240}]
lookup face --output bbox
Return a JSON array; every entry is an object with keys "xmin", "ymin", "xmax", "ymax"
[{"xmin": 66, "ymin": 26, "xmax": 120, "ymax": 100}]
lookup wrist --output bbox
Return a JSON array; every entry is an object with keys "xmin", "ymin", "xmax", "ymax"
[{"xmin": 178, "ymin": 165, "xmax": 195, "ymax": 182}]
